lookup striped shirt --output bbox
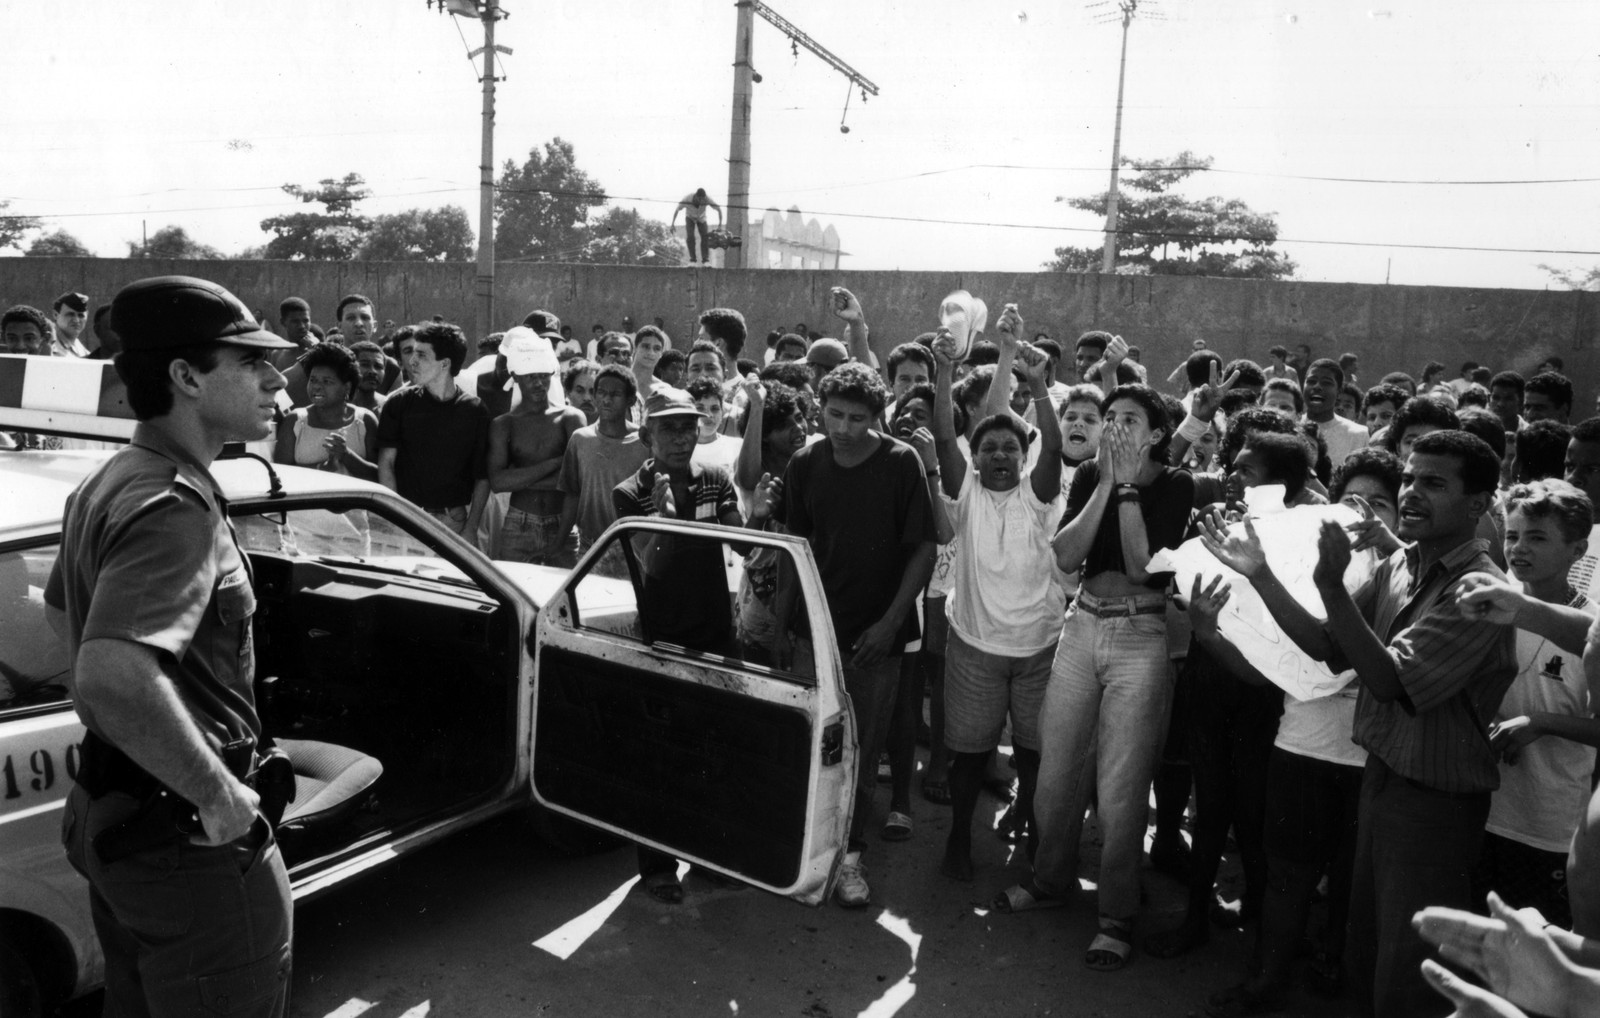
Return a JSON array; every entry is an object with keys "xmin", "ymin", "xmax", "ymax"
[{"xmin": 1347, "ymin": 538, "xmax": 1517, "ymax": 794}]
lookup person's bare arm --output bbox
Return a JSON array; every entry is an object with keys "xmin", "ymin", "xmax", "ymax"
[
  {"xmin": 983, "ymin": 308, "xmax": 1020, "ymax": 422},
  {"xmin": 929, "ymin": 336, "xmax": 968, "ymax": 500},
  {"xmin": 487, "ymin": 417, "xmax": 562, "ymax": 493},
  {"xmin": 830, "ymin": 287, "xmax": 872, "ymax": 367},
  {"xmin": 272, "ymin": 416, "xmax": 296, "ymax": 466},
  {"xmin": 910, "ymin": 428, "xmax": 956, "ymax": 545},
  {"xmin": 851, "ymin": 541, "xmax": 936, "ymax": 667},
  {"xmin": 1456, "ymin": 573, "xmax": 1592, "ymax": 655},
  {"xmin": 1312, "ymin": 520, "xmax": 1406, "ymax": 701},
  {"xmin": 74, "ymin": 638, "xmax": 258, "ymax": 845},
  {"xmin": 1186, "ymin": 574, "xmax": 1274, "ymax": 687},
  {"xmin": 1019, "ymin": 341, "xmax": 1063, "ymax": 502},
  {"xmin": 1107, "ymin": 427, "xmax": 1161, "ymax": 584},
  {"xmin": 735, "ymin": 376, "xmax": 767, "ymax": 492},
  {"xmin": 1053, "ymin": 442, "xmax": 1114, "ymax": 573},
  {"xmin": 464, "ymin": 478, "xmax": 489, "ymax": 543},
  {"xmin": 377, "ymin": 446, "xmax": 399, "ymax": 492}
]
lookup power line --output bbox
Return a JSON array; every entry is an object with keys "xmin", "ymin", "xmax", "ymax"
[{"xmin": 8, "ymin": 181, "xmax": 1598, "ymax": 259}]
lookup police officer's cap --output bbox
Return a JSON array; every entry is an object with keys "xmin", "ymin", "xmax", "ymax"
[{"xmin": 111, "ymin": 276, "xmax": 296, "ymax": 353}]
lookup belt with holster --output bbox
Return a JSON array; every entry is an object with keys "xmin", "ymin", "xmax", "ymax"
[{"xmin": 78, "ymin": 731, "xmax": 295, "ymax": 862}]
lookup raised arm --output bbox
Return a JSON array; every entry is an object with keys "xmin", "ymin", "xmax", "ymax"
[
  {"xmin": 909, "ymin": 428, "xmax": 956, "ymax": 545},
  {"xmin": 1168, "ymin": 362, "xmax": 1238, "ymax": 467},
  {"xmin": 829, "ymin": 286, "xmax": 872, "ymax": 367},
  {"xmin": 930, "ymin": 333, "xmax": 968, "ymax": 500},
  {"xmin": 734, "ymin": 374, "xmax": 767, "ymax": 492},
  {"xmin": 1017, "ymin": 338, "xmax": 1062, "ymax": 501},
  {"xmin": 1310, "ymin": 520, "xmax": 1405, "ymax": 701},
  {"xmin": 983, "ymin": 306, "xmax": 1021, "ymax": 423}
]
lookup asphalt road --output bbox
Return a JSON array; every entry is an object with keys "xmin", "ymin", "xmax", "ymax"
[{"xmin": 271, "ymin": 783, "xmax": 1351, "ymax": 1018}]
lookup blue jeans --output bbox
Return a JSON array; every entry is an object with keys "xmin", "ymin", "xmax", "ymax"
[
  {"xmin": 63, "ymin": 785, "xmax": 292, "ymax": 1018},
  {"xmin": 1031, "ymin": 597, "xmax": 1173, "ymax": 922},
  {"xmin": 1347, "ymin": 756, "xmax": 1489, "ymax": 1018},
  {"xmin": 499, "ymin": 506, "xmax": 576, "ymax": 566}
]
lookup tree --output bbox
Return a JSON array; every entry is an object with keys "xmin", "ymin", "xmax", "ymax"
[
  {"xmin": 126, "ymin": 225, "xmax": 223, "ymax": 260},
  {"xmin": 259, "ymin": 173, "xmax": 372, "ymax": 260},
  {"xmin": 0, "ymin": 200, "xmax": 40, "ymax": 252},
  {"xmin": 1538, "ymin": 263, "xmax": 1600, "ymax": 292},
  {"xmin": 575, "ymin": 207, "xmax": 687, "ymax": 265},
  {"xmin": 495, "ymin": 138, "xmax": 606, "ymax": 262},
  {"xmin": 1045, "ymin": 151, "xmax": 1296, "ymax": 280},
  {"xmin": 26, "ymin": 229, "xmax": 94, "ymax": 257},
  {"xmin": 360, "ymin": 206, "xmax": 474, "ymax": 261}
]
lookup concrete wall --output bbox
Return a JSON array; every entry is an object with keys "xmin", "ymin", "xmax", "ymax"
[{"xmin": 6, "ymin": 257, "xmax": 1596, "ymax": 409}]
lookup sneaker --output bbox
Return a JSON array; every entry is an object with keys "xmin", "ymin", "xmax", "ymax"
[{"xmin": 834, "ymin": 859, "xmax": 871, "ymax": 908}]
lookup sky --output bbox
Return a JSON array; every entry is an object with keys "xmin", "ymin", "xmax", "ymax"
[{"xmin": 6, "ymin": 0, "xmax": 1600, "ymax": 290}]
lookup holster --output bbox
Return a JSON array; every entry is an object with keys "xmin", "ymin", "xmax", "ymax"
[{"xmin": 80, "ymin": 731, "xmax": 280, "ymax": 864}]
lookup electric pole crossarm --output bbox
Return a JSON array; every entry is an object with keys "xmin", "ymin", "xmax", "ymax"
[{"xmin": 748, "ymin": 0, "xmax": 879, "ymax": 95}]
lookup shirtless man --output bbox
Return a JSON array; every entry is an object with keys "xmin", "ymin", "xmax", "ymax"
[{"xmin": 488, "ymin": 329, "xmax": 588, "ymax": 565}]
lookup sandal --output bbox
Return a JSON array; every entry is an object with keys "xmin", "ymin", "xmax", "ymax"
[
  {"xmin": 881, "ymin": 811, "xmax": 913, "ymax": 842},
  {"xmin": 992, "ymin": 880, "xmax": 1067, "ymax": 913},
  {"xmin": 920, "ymin": 778, "xmax": 952, "ymax": 806},
  {"xmin": 1085, "ymin": 918, "xmax": 1134, "ymax": 972},
  {"xmin": 642, "ymin": 872, "xmax": 684, "ymax": 904}
]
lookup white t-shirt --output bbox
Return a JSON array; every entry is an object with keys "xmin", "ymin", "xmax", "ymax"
[
  {"xmin": 1568, "ymin": 523, "xmax": 1600, "ymax": 603},
  {"xmin": 943, "ymin": 470, "xmax": 1066, "ymax": 657},
  {"xmin": 1274, "ymin": 672, "xmax": 1367, "ymax": 768},
  {"xmin": 1487, "ymin": 595, "xmax": 1598, "ymax": 853},
  {"xmin": 1316, "ymin": 415, "xmax": 1369, "ymax": 469},
  {"xmin": 692, "ymin": 433, "xmax": 742, "ymax": 476}
]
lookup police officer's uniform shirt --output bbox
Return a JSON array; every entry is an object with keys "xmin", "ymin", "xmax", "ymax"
[{"xmin": 45, "ymin": 423, "xmax": 261, "ymax": 752}]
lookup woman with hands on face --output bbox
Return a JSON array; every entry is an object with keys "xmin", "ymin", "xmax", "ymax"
[{"xmin": 994, "ymin": 383, "xmax": 1192, "ymax": 975}]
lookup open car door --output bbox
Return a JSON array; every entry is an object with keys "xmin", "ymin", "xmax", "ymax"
[{"xmin": 529, "ymin": 517, "xmax": 856, "ymax": 905}]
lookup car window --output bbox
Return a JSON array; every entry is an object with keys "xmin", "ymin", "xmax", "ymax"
[
  {"xmin": 233, "ymin": 506, "xmax": 473, "ymax": 586},
  {"xmin": 0, "ymin": 543, "xmax": 71, "ymax": 712},
  {"xmin": 563, "ymin": 526, "xmax": 819, "ymax": 682}
]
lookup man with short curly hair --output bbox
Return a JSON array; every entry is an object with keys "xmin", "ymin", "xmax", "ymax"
[
  {"xmin": 771, "ymin": 361, "xmax": 937, "ymax": 908},
  {"xmin": 377, "ymin": 321, "xmax": 491, "ymax": 540}
]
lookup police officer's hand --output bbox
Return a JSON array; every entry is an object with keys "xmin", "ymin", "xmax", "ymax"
[{"xmin": 198, "ymin": 779, "xmax": 260, "ymax": 846}]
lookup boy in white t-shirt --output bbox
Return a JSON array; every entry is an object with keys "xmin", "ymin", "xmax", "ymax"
[
  {"xmin": 927, "ymin": 308, "xmax": 1064, "ymax": 881},
  {"xmin": 1458, "ymin": 480, "xmax": 1597, "ymax": 930},
  {"xmin": 687, "ymin": 376, "xmax": 741, "ymax": 475}
]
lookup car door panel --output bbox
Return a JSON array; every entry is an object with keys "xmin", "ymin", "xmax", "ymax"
[{"xmin": 530, "ymin": 519, "xmax": 855, "ymax": 905}]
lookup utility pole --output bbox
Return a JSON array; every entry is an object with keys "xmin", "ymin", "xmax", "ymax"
[
  {"xmin": 1094, "ymin": 0, "xmax": 1147, "ymax": 275},
  {"xmin": 726, "ymin": 2, "xmax": 755, "ymax": 269},
  {"xmin": 725, "ymin": 0, "xmax": 878, "ymax": 271},
  {"xmin": 430, "ymin": 0, "xmax": 511, "ymax": 339}
]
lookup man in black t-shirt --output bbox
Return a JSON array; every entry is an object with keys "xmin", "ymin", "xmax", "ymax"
[
  {"xmin": 772, "ymin": 362, "xmax": 936, "ymax": 908},
  {"xmin": 377, "ymin": 322, "xmax": 491, "ymax": 541}
]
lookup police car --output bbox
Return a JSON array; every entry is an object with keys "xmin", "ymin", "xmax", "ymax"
[{"xmin": 0, "ymin": 353, "xmax": 857, "ymax": 1015}]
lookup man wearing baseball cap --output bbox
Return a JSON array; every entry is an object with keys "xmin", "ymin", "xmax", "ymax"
[
  {"xmin": 488, "ymin": 328, "xmax": 588, "ymax": 565},
  {"xmin": 45, "ymin": 276, "xmax": 297, "ymax": 1017},
  {"xmin": 610, "ymin": 385, "xmax": 780, "ymax": 902},
  {"xmin": 50, "ymin": 290, "xmax": 92, "ymax": 357}
]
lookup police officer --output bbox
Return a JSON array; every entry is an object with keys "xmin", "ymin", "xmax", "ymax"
[{"xmin": 45, "ymin": 276, "xmax": 297, "ymax": 1017}]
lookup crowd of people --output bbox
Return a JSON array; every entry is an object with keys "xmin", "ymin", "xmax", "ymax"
[{"xmin": 8, "ymin": 278, "xmax": 1600, "ymax": 1018}]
